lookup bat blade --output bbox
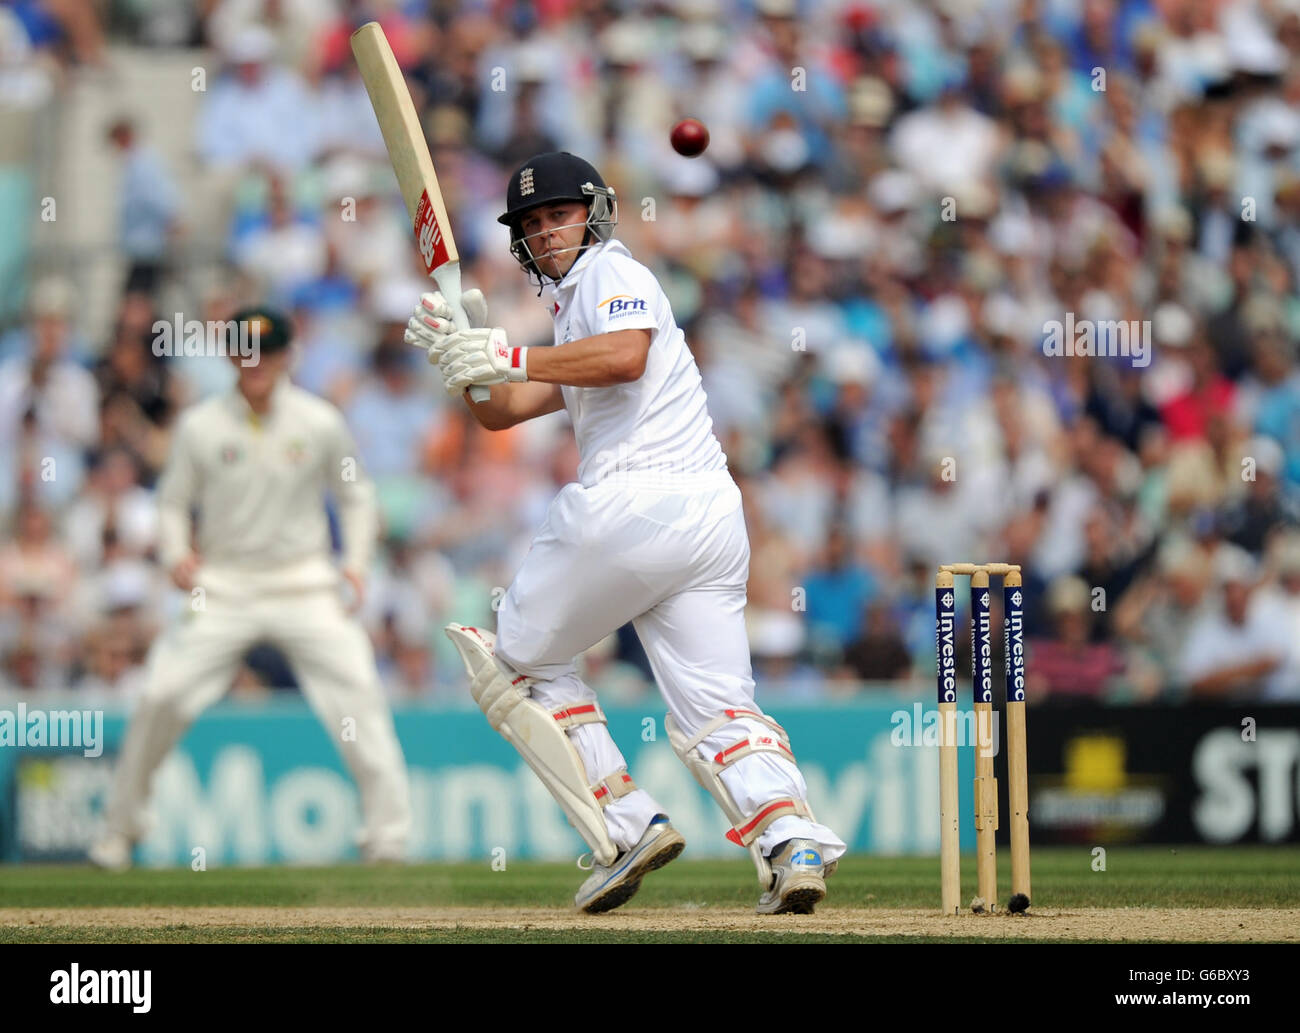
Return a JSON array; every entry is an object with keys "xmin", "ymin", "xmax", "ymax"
[
  {"xmin": 350, "ymin": 22, "xmax": 488, "ymax": 401},
  {"xmin": 350, "ymin": 22, "xmax": 457, "ymax": 275}
]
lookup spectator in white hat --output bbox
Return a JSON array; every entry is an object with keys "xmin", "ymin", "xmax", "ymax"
[{"xmin": 1180, "ymin": 545, "xmax": 1295, "ymax": 699}]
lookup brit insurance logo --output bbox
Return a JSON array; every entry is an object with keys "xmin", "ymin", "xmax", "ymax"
[{"xmin": 598, "ymin": 294, "xmax": 648, "ymax": 318}]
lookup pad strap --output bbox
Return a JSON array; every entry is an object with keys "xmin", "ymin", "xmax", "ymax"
[
  {"xmin": 713, "ymin": 732, "xmax": 795, "ymax": 771},
  {"xmin": 679, "ymin": 707, "xmax": 790, "ymax": 755},
  {"xmin": 725, "ymin": 797, "xmax": 813, "ymax": 847},
  {"xmin": 593, "ymin": 770, "xmax": 637, "ymax": 808},
  {"xmin": 552, "ymin": 703, "xmax": 607, "ymax": 729}
]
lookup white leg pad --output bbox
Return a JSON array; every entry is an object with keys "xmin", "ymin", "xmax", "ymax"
[
  {"xmin": 666, "ymin": 709, "xmax": 815, "ymax": 886},
  {"xmin": 446, "ymin": 624, "xmax": 621, "ymax": 866}
]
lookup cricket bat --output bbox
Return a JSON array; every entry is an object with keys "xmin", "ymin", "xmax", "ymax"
[{"xmin": 350, "ymin": 21, "xmax": 489, "ymax": 402}]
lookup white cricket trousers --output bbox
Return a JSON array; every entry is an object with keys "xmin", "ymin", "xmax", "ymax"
[
  {"xmin": 494, "ymin": 469, "xmax": 845, "ymax": 861},
  {"xmin": 103, "ymin": 585, "xmax": 412, "ymax": 859}
]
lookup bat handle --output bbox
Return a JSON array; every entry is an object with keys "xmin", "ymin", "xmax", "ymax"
[{"xmin": 432, "ymin": 262, "xmax": 490, "ymax": 403}]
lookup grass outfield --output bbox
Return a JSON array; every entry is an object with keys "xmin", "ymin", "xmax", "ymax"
[{"xmin": 0, "ymin": 845, "xmax": 1297, "ymax": 943}]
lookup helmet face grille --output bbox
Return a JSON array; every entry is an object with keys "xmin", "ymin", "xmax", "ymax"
[{"xmin": 506, "ymin": 177, "xmax": 619, "ymax": 289}]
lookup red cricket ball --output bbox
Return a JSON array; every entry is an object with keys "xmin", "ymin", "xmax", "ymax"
[{"xmin": 670, "ymin": 118, "xmax": 710, "ymax": 158}]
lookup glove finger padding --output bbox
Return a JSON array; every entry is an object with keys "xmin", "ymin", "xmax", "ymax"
[
  {"xmin": 416, "ymin": 288, "xmax": 487, "ymax": 329},
  {"xmin": 407, "ymin": 289, "xmax": 490, "ymax": 364},
  {"xmin": 461, "ymin": 288, "xmax": 488, "ymax": 329}
]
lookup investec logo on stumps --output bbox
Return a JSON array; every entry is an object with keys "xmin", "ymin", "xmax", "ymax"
[
  {"xmin": 935, "ymin": 589, "xmax": 957, "ymax": 703},
  {"xmin": 1005, "ymin": 588, "xmax": 1026, "ymax": 702},
  {"xmin": 50, "ymin": 965, "xmax": 151, "ymax": 1013},
  {"xmin": 974, "ymin": 591, "xmax": 993, "ymax": 703}
]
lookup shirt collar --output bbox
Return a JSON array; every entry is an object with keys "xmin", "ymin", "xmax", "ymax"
[
  {"xmin": 552, "ymin": 238, "xmax": 630, "ymax": 294},
  {"xmin": 228, "ymin": 375, "xmax": 289, "ymax": 423}
]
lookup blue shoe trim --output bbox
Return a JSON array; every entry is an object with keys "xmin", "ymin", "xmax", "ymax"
[{"xmin": 597, "ymin": 819, "xmax": 671, "ymax": 889}]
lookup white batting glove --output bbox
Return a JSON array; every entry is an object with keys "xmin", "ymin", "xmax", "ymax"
[
  {"xmin": 439, "ymin": 327, "xmax": 528, "ymax": 394},
  {"xmin": 404, "ymin": 288, "xmax": 488, "ymax": 365}
]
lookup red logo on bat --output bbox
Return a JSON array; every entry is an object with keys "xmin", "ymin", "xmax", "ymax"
[{"xmin": 414, "ymin": 190, "xmax": 450, "ymax": 275}]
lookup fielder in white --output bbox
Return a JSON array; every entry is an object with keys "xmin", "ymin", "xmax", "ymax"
[
  {"xmin": 91, "ymin": 308, "xmax": 411, "ymax": 868},
  {"xmin": 406, "ymin": 152, "xmax": 845, "ymax": 913}
]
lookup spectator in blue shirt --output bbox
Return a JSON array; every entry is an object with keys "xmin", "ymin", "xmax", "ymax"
[
  {"xmin": 803, "ymin": 523, "xmax": 876, "ymax": 652},
  {"xmin": 106, "ymin": 117, "xmax": 180, "ymax": 296}
]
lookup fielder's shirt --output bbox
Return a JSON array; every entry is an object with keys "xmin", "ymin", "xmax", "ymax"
[
  {"xmin": 156, "ymin": 378, "xmax": 377, "ymax": 597},
  {"xmin": 547, "ymin": 239, "xmax": 726, "ymax": 487}
]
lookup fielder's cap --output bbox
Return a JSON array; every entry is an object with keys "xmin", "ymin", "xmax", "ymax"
[{"xmin": 229, "ymin": 306, "xmax": 292, "ymax": 353}]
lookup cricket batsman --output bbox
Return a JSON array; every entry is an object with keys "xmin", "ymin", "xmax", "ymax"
[
  {"xmin": 90, "ymin": 308, "xmax": 411, "ymax": 868},
  {"xmin": 405, "ymin": 152, "xmax": 845, "ymax": 913}
]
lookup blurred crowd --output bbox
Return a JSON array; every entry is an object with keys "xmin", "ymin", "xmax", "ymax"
[{"xmin": 4, "ymin": 0, "xmax": 1300, "ymax": 706}]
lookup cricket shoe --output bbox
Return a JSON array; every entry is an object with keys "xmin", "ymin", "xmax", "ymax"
[
  {"xmin": 88, "ymin": 833, "xmax": 134, "ymax": 872},
  {"xmin": 575, "ymin": 814, "xmax": 685, "ymax": 914},
  {"xmin": 756, "ymin": 838, "xmax": 827, "ymax": 915}
]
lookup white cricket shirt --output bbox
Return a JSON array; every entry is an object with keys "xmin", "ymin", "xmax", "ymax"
[
  {"xmin": 156, "ymin": 378, "xmax": 377, "ymax": 596},
  {"xmin": 547, "ymin": 239, "xmax": 727, "ymax": 487}
]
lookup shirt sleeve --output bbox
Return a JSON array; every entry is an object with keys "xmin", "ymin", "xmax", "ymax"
[
  {"xmin": 156, "ymin": 415, "xmax": 199, "ymax": 570},
  {"xmin": 580, "ymin": 255, "xmax": 661, "ymax": 338},
  {"xmin": 325, "ymin": 408, "xmax": 377, "ymax": 575}
]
